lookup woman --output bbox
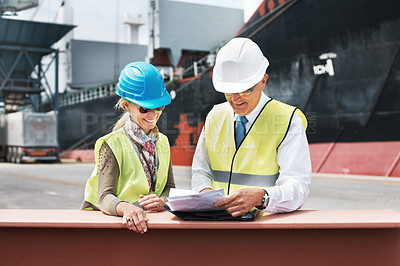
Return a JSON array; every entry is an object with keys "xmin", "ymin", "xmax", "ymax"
[{"xmin": 81, "ymin": 62, "xmax": 175, "ymax": 234}]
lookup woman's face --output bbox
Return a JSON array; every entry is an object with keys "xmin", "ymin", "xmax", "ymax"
[{"xmin": 123, "ymin": 100, "xmax": 163, "ymax": 134}]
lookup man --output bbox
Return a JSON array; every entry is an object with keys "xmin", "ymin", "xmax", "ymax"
[{"xmin": 191, "ymin": 37, "xmax": 311, "ymax": 217}]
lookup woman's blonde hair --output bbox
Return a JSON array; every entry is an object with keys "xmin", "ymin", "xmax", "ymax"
[{"xmin": 112, "ymin": 98, "xmax": 130, "ymax": 132}]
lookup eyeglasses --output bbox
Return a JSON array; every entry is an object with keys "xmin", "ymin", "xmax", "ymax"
[
  {"xmin": 225, "ymin": 83, "xmax": 257, "ymax": 97},
  {"xmin": 138, "ymin": 106, "xmax": 165, "ymax": 113}
]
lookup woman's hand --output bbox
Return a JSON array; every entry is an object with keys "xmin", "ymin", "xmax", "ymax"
[
  {"xmin": 138, "ymin": 194, "xmax": 166, "ymax": 212},
  {"xmin": 116, "ymin": 202, "xmax": 148, "ymax": 233}
]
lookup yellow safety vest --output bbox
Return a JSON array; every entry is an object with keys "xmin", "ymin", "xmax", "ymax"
[
  {"xmin": 83, "ymin": 128, "xmax": 170, "ymax": 209},
  {"xmin": 204, "ymin": 99, "xmax": 307, "ymax": 194}
]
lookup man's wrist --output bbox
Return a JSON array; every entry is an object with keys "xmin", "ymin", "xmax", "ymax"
[{"xmin": 255, "ymin": 189, "xmax": 269, "ymax": 210}]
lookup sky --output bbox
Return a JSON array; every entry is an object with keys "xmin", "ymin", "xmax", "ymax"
[{"xmin": 10, "ymin": 0, "xmax": 263, "ymax": 45}]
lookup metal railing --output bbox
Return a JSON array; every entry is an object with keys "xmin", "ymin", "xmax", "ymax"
[{"xmin": 58, "ymin": 81, "xmax": 118, "ymax": 107}]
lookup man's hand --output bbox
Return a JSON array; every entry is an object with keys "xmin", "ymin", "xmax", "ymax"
[{"xmin": 214, "ymin": 188, "xmax": 264, "ymax": 217}]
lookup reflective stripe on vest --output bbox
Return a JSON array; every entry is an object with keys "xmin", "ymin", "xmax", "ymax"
[
  {"xmin": 205, "ymin": 99, "xmax": 307, "ymax": 194},
  {"xmin": 83, "ymin": 128, "xmax": 170, "ymax": 209},
  {"xmin": 212, "ymin": 170, "xmax": 279, "ymax": 187}
]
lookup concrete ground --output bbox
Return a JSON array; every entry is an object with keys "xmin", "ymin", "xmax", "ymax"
[{"xmin": 0, "ymin": 162, "xmax": 399, "ymax": 212}]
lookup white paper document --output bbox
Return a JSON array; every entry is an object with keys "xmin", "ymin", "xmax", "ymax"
[{"xmin": 166, "ymin": 188, "xmax": 225, "ymax": 212}]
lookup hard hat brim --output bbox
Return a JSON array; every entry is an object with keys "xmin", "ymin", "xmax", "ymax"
[
  {"xmin": 117, "ymin": 87, "xmax": 171, "ymax": 109},
  {"xmin": 212, "ymin": 79, "xmax": 259, "ymax": 94}
]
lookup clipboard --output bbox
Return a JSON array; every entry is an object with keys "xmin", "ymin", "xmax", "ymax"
[{"xmin": 164, "ymin": 205, "xmax": 255, "ymax": 221}]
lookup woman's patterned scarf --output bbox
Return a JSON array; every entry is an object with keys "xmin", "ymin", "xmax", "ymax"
[{"xmin": 124, "ymin": 117, "xmax": 159, "ymax": 192}]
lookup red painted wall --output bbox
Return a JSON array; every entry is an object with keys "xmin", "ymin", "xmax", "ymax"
[{"xmin": 310, "ymin": 142, "xmax": 400, "ymax": 177}]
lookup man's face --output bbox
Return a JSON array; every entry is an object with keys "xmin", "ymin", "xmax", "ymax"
[{"xmin": 224, "ymin": 74, "xmax": 268, "ymax": 116}]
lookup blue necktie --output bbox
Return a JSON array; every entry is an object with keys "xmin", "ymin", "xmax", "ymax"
[{"xmin": 235, "ymin": 116, "xmax": 248, "ymax": 148}]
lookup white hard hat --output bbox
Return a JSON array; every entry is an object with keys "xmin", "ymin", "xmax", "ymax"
[{"xmin": 212, "ymin": 37, "xmax": 269, "ymax": 93}]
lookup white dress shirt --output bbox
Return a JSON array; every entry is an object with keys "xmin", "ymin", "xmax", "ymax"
[{"xmin": 191, "ymin": 92, "xmax": 312, "ymax": 213}]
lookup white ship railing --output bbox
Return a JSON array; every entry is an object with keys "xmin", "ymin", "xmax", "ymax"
[{"xmin": 58, "ymin": 81, "xmax": 117, "ymax": 107}]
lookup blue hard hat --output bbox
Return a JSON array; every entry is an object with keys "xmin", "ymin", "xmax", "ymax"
[{"xmin": 116, "ymin": 62, "xmax": 171, "ymax": 109}]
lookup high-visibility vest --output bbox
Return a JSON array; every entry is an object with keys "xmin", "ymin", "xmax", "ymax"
[
  {"xmin": 204, "ymin": 99, "xmax": 307, "ymax": 194},
  {"xmin": 83, "ymin": 128, "xmax": 170, "ymax": 209}
]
